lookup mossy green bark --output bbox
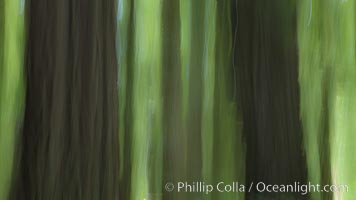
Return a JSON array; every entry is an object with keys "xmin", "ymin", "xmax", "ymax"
[
  {"xmin": 212, "ymin": 1, "xmax": 244, "ymax": 199},
  {"xmin": 298, "ymin": 0, "xmax": 356, "ymax": 199},
  {"xmin": 0, "ymin": 0, "xmax": 25, "ymax": 199},
  {"xmin": 130, "ymin": 0, "xmax": 163, "ymax": 199},
  {"xmin": 201, "ymin": 0, "xmax": 216, "ymax": 195}
]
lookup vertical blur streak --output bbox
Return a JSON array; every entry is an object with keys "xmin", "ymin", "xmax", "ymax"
[
  {"xmin": 299, "ymin": 0, "xmax": 356, "ymax": 199},
  {"xmin": 180, "ymin": 0, "xmax": 190, "ymax": 134},
  {"xmin": 298, "ymin": 1, "xmax": 332, "ymax": 199},
  {"xmin": 117, "ymin": 0, "xmax": 130, "ymax": 182},
  {"xmin": 10, "ymin": 0, "xmax": 120, "ymax": 199},
  {"xmin": 329, "ymin": 2, "xmax": 356, "ymax": 199},
  {"xmin": 130, "ymin": 0, "xmax": 163, "ymax": 199},
  {"xmin": 182, "ymin": 0, "xmax": 205, "ymax": 199},
  {"xmin": 201, "ymin": 2, "xmax": 216, "ymax": 198},
  {"xmin": 213, "ymin": 1, "xmax": 244, "ymax": 199},
  {"xmin": 161, "ymin": 0, "xmax": 184, "ymax": 199},
  {"xmin": 0, "ymin": 0, "xmax": 25, "ymax": 198},
  {"xmin": 117, "ymin": 0, "xmax": 132, "ymax": 199},
  {"xmin": 235, "ymin": 0, "xmax": 308, "ymax": 199}
]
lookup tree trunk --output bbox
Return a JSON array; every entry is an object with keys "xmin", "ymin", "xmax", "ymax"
[
  {"xmin": 234, "ymin": 0, "xmax": 308, "ymax": 199},
  {"xmin": 11, "ymin": 0, "xmax": 119, "ymax": 199}
]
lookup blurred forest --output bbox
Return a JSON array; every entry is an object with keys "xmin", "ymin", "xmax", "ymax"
[{"xmin": 0, "ymin": 0, "xmax": 355, "ymax": 199}]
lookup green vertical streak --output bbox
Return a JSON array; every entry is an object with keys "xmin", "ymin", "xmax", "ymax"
[
  {"xmin": 213, "ymin": 1, "xmax": 244, "ymax": 199},
  {"xmin": 299, "ymin": 0, "xmax": 356, "ymax": 199},
  {"xmin": 179, "ymin": 4, "xmax": 192, "ymax": 195},
  {"xmin": 161, "ymin": 0, "xmax": 184, "ymax": 199},
  {"xmin": 130, "ymin": 0, "xmax": 162, "ymax": 199},
  {"xmin": 186, "ymin": 0, "xmax": 205, "ymax": 199},
  {"xmin": 180, "ymin": 1, "xmax": 205, "ymax": 199},
  {"xmin": 0, "ymin": 0, "xmax": 4, "ymax": 198},
  {"xmin": 180, "ymin": 0, "xmax": 191, "ymax": 126},
  {"xmin": 328, "ymin": 1, "xmax": 356, "ymax": 199},
  {"xmin": 298, "ymin": 0, "xmax": 324, "ymax": 199},
  {"xmin": 120, "ymin": 0, "xmax": 134, "ymax": 199},
  {"xmin": 0, "ymin": 0, "xmax": 3, "ymax": 81},
  {"xmin": 117, "ymin": 0, "xmax": 130, "ymax": 181},
  {"xmin": 0, "ymin": 0, "xmax": 25, "ymax": 199},
  {"xmin": 178, "ymin": 5, "xmax": 191, "ymax": 198},
  {"xmin": 201, "ymin": 0, "xmax": 216, "ymax": 193}
]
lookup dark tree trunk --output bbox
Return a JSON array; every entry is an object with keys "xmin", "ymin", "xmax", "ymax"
[
  {"xmin": 118, "ymin": 1, "xmax": 133, "ymax": 200},
  {"xmin": 11, "ymin": 0, "xmax": 119, "ymax": 199},
  {"xmin": 161, "ymin": 0, "xmax": 184, "ymax": 199},
  {"xmin": 233, "ymin": 0, "xmax": 308, "ymax": 199}
]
